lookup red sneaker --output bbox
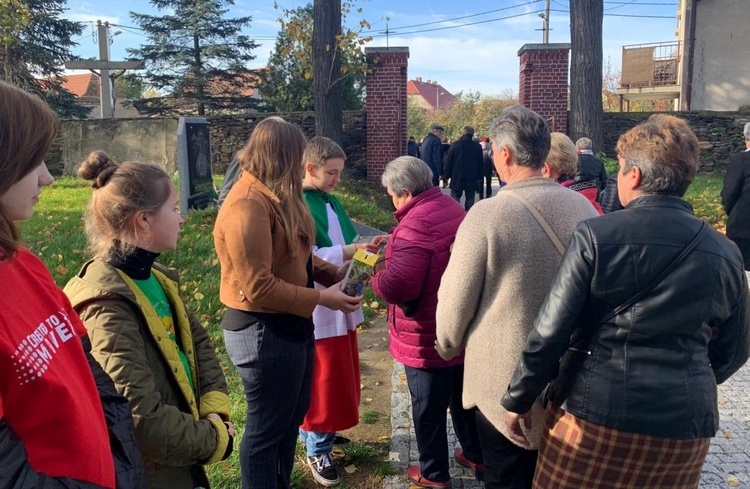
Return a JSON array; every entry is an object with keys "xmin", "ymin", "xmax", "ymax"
[
  {"xmin": 454, "ymin": 447, "xmax": 486, "ymax": 472},
  {"xmin": 407, "ymin": 466, "xmax": 451, "ymax": 488}
]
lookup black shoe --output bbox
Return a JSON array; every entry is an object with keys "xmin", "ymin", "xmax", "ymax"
[
  {"xmin": 332, "ymin": 434, "xmax": 351, "ymax": 447},
  {"xmin": 308, "ymin": 453, "xmax": 340, "ymax": 487}
]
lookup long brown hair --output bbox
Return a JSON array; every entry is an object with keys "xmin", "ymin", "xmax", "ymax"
[
  {"xmin": 0, "ymin": 81, "xmax": 59, "ymax": 261},
  {"xmin": 237, "ymin": 117, "xmax": 313, "ymax": 256},
  {"xmin": 78, "ymin": 151, "xmax": 172, "ymax": 259}
]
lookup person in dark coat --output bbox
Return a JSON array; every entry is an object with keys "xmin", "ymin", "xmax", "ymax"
[
  {"xmin": 420, "ymin": 124, "xmax": 444, "ymax": 187},
  {"xmin": 444, "ymin": 126, "xmax": 484, "ymax": 211},
  {"xmin": 574, "ymin": 137, "xmax": 608, "ymax": 194},
  {"xmin": 599, "ymin": 172, "xmax": 624, "ymax": 213},
  {"xmin": 721, "ymin": 122, "xmax": 750, "ymax": 270},
  {"xmin": 478, "ymin": 137, "xmax": 494, "ymax": 199},
  {"xmin": 407, "ymin": 136, "xmax": 420, "ymax": 158}
]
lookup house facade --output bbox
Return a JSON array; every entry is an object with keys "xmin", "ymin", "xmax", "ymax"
[{"xmin": 617, "ymin": 0, "xmax": 749, "ymax": 111}]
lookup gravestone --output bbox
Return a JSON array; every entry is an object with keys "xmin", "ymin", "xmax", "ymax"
[{"xmin": 177, "ymin": 117, "xmax": 215, "ymax": 214}]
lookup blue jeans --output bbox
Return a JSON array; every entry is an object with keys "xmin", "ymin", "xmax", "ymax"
[
  {"xmin": 299, "ymin": 430, "xmax": 335, "ymax": 457},
  {"xmin": 223, "ymin": 312, "xmax": 315, "ymax": 489}
]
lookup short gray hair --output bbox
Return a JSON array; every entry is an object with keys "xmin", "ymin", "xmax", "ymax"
[
  {"xmin": 381, "ymin": 156, "xmax": 433, "ymax": 196},
  {"xmin": 575, "ymin": 137, "xmax": 593, "ymax": 150},
  {"xmin": 744, "ymin": 122, "xmax": 750, "ymax": 141},
  {"xmin": 488, "ymin": 105, "xmax": 550, "ymax": 169}
]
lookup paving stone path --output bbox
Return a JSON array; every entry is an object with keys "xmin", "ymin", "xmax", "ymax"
[{"xmin": 383, "ymin": 272, "xmax": 750, "ymax": 488}]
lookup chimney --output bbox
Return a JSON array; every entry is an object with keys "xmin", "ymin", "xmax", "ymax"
[
  {"xmin": 426, "ymin": 79, "xmax": 431, "ymax": 84},
  {"xmin": 416, "ymin": 76, "xmax": 422, "ymax": 83},
  {"xmin": 432, "ymin": 80, "xmax": 438, "ymax": 86}
]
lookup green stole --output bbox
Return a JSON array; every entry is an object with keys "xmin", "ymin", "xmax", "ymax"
[{"xmin": 303, "ymin": 187, "xmax": 358, "ymax": 248}]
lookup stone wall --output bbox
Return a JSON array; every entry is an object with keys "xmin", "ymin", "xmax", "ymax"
[
  {"xmin": 48, "ymin": 118, "xmax": 178, "ymax": 176},
  {"xmin": 601, "ymin": 111, "xmax": 750, "ymax": 173},
  {"xmin": 48, "ymin": 111, "xmax": 367, "ymax": 177},
  {"xmin": 206, "ymin": 111, "xmax": 367, "ymax": 176}
]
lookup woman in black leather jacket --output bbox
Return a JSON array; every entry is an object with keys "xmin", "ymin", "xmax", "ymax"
[{"xmin": 500, "ymin": 114, "xmax": 750, "ymax": 489}]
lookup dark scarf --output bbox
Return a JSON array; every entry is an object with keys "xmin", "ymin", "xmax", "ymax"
[
  {"xmin": 303, "ymin": 187, "xmax": 357, "ymax": 248},
  {"xmin": 105, "ymin": 242, "xmax": 159, "ymax": 280}
]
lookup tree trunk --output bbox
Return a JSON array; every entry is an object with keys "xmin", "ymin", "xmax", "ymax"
[
  {"xmin": 193, "ymin": 33, "xmax": 205, "ymax": 116},
  {"xmin": 312, "ymin": 0, "xmax": 342, "ymax": 144},
  {"xmin": 570, "ymin": 0, "xmax": 603, "ymax": 151}
]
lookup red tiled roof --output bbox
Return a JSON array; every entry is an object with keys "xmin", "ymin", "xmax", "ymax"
[
  {"xmin": 59, "ymin": 73, "xmax": 99, "ymax": 98},
  {"xmin": 407, "ymin": 79, "xmax": 457, "ymax": 110}
]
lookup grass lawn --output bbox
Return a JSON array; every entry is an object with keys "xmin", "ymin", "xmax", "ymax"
[
  {"xmin": 18, "ymin": 172, "xmax": 726, "ymax": 487},
  {"xmin": 19, "ymin": 175, "xmax": 395, "ymax": 488}
]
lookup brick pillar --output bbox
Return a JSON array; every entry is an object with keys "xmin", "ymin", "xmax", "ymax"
[
  {"xmin": 518, "ymin": 43, "xmax": 571, "ymax": 133},
  {"xmin": 365, "ymin": 47, "xmax": 409, "ymax": 184}
]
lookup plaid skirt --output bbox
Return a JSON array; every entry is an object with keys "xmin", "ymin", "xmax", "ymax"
[{"xmin": 533, "ymin": 404, "xmax": 710, "ymax": 489}]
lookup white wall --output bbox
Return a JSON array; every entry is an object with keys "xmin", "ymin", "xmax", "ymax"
[{"xmin": 692, "ymin": 0, "xmax": 750, "ymax": 110}]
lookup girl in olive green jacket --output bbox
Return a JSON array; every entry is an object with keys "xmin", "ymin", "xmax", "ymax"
[{"xmin": 65, "ymin": 151, "xmax": 234, "ymax": 489}]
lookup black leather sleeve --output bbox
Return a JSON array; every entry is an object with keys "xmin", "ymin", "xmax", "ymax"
[
  {"xmin": 500, "ymin": 222, "xmax": 595, "ymax": 413},
  {"xmin": 81, "ymin": 334, "xmax": 148, "ymax": 489}
]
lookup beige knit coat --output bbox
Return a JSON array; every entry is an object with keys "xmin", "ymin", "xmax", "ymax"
[{"xmin": 436, "ymin": 177, "xmax": 600, "ymax": 449}]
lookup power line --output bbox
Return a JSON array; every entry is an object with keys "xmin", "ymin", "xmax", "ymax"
[
  {"xmin": 606, "ymin": 0, "xmax": 640, "ymax": 11},
  {"xmin": 376, "ymin": 0, "xmax": 541, "ymax": 32},
  {"xmin": 550, "ymin": 8, "xmax": 675, "ymax": 19},
  {"xmin": 371, "ymin": 10, "xmax": 543, "ymax": 38},
  {"xmin": 108, "ymin": 22, "xmax": 277, "ymax": 40}
]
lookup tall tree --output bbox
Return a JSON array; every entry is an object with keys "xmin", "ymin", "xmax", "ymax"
[
  {"xmin": 570, "ymin": 0, "xmax": 603, "ymax": 151},
  {"xmin": 129, "ymin": 0, "xmax": 258, "ymax": 116},
  {"xmin": 313, "ymin": 0, "xmax": 342, "ymax": 143},
  {"xmin": 0, "ymin": 0, "xmax": 91, "ymax": 118},
  {"xmin": 261, "ymin": 3, "xmax": 365, "ymax": 113}
]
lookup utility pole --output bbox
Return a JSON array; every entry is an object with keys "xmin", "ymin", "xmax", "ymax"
[
  {"xmin": 538, "ymin": 0, "xmax": 551, "ymax": 43},
  {"xmin": 65, "ymin": 20, "xmax": 143, "ymax": 118}
]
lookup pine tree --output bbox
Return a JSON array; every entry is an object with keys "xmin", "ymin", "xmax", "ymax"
[
  {"xmin": 0, "ymin": 0, "xmax": 91, "ymax": 118},
  {"xmin": 129, "ymin": 0, "xmax": 258, "ymax": 116},
  {"xmin": 261, "ymin": 3, "xmax": 364, "ymax": 113}
]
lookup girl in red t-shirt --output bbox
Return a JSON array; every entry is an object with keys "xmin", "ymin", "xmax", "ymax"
[{"xmin": 0, "ymin": 80, "xmax": 145, "ymax": 488}]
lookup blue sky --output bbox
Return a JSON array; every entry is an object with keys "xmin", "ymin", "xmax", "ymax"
[{"xmin": 63, "ymin": 0, "xmax": 680, "ymax": 97}]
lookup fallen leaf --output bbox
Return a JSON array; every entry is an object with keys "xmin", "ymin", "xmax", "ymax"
[
  {"xmin": 728, "ymin": 474, "xmax": 740, "ymax": 487},
  {"xmin": 370, "ymin": 301, "xmax": 379, "ymax": 309},
  {"xmin": 402, "ymin": 422, "xmax": 411, "ymax": 429},
  {"xmin": 375, "ymin": 381, "xmax": 383, "ymax": 386},
  {"xmin": 724, "ymin": 431, "xmax": 734, "ymax": 439},
  {"xmin": 212, "ymin": 258, "xmax": 219, "ymax": 266},
  {"xmin": 344, "ymin": 464, "xmax": 357, "ymax": 474},
  {"xmin": 365, "ymin": 397, "xmax": 373, "ymax": 402},
  {"xmin": 194, "ymin": 292, "xmax": 205, "ymax": 301}
]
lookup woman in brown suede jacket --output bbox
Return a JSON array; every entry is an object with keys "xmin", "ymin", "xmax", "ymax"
[{"xmin": 213, "ymin": 116, "xmax": 362, "ymax": 489}]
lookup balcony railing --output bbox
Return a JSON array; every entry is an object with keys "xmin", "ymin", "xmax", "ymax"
[{"xmin": 620, "ymin": 41, "xmax": 681, "ymax": 89}]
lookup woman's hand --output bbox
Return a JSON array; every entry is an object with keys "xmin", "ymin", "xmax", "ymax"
[
  {"xmin": 334, "ymin": 262, "xmax": 350, "ymax": 283},
  {"xmin": 319, "ymin": 283, "xmax": 363, "ymax": 313},
  {"xmin": 207, "ymin": 412, "xmax": 235, "ymax": 437},
  {"xmin": 504, "ymin": 411, "xmax": 532, "ymax": 448},
  {"xmin": 370, "ymin": 234, "xmax": 391, "ymax": 247},
  {"xmin": 356, "ymin": 242, "xmax": 380, "ymax": 254}
]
